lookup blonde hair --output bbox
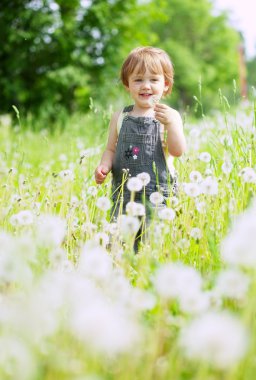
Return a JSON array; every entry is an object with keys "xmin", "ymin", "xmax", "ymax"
[{"xmin": 120, "ymin": 46, "xmax": 174, "ymax": 94}]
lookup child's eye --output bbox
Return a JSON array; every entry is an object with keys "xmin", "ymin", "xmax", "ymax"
[
  {"xmin": 135, "ymin": 79, "xmax": 142, "ymax": 82},
  {"xmin": 151, "ymin": 78, "xmax": 159, "ymax": 82}
]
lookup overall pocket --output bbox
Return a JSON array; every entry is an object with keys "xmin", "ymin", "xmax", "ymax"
[{"xmin": 120, "ymin": 133, "xmax": 155, "ymax": 167}]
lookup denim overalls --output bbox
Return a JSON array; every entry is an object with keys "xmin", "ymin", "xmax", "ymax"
[{"xmin": 111, "ymin": 105, "xmax": 176, "ymax": 221}]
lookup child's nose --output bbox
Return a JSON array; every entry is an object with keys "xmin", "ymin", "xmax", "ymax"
[{"xmin": 142, "ymin": 80, "xmax": 151, "ymax": 89}]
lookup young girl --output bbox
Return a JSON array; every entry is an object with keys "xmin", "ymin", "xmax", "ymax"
[{"xmin": 95, "ymin": 46, "xmax": 186, "ymax": 250}]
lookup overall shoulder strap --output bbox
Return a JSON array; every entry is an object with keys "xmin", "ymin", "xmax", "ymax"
[
  {"xmin": 116, "ymin": 111, "xmax": 125, "ymax": 135},
  {"xmin": 116, "ymin": 105, "xmax": 133, "ymax": 135}
]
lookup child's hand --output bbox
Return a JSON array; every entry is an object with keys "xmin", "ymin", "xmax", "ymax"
[
  {"xmin": 95, "ymin": 165, "xmax": 110, "ymax": 184},
  {"xmin": 154, "ymin": 103, "xmax": 178, "ymax": 127}
]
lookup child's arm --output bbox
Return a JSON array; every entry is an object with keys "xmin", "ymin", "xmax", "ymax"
[
  {"xmin": 154, "ymin": 103, "xmax": 186, "ymax": 157},
  {"xmin": 94, "ymin": 111, "xmax": 120, "ymax": 184}
]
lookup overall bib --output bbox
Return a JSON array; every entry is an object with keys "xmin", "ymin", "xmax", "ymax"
[{"xmin": 111, "ymin": 105, "xmax": 176, "ymax": 222}]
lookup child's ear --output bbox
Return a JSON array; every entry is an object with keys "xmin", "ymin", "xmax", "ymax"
[{"xmin": 164, "ymin": 81, "xmax": 170, "ymax": 94}]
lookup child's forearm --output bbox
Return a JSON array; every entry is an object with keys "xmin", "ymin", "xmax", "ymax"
[
  {"xmin": 99, "ymin": 149, "xmax": 115, "ymax": 172},
  {"xmin": 165, "ymin": 123, "xmax": 186, "ymax": 157}
]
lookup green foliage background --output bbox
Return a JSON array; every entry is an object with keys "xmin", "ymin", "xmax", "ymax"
[{"xmin": 0, "ymin": 0, "xmax": 249, "ymax": 120}]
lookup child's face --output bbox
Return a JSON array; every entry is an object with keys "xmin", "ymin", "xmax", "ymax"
[{"xmin": 126, "ymin": 68, "xmax": 169, "ymax": 109}]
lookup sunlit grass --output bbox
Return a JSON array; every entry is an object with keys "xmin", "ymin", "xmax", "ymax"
[{"xmin": 0, "ymin": 99, "xmax": 255, "ymax": 380}]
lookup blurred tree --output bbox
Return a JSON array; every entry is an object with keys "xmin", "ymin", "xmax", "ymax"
[
  {"xmin": 150, "ymin": 0, "xmax": 241, "ymax": 113},
  {"xmin": 247, "ymin": 56, "xmax": 256, "ymax": 90},
  {"xmin": 0, "ymin": 0, "xmax": 242, "ymax": 118}
]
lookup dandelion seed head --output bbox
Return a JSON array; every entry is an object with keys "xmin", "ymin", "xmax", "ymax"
[
  {"xmin": 215, "ymin": 268, "xmax": 250, "ymax": 301},
  {"xmin": 183, "ymin": 182, "xmax": 201, "ymax": 197},
  {"xmin": 149, "ymin": 191, "xmax": 164, "ymax": 205},
  {"xmin": 179, "ymin": 312, "xmax": 248, "ymax": 369},
  {"xmin": 136, "ymin": 172, "xmax": 151, "ymax": 186},
  {"xmin": 96, "ymin": 196, "xmax": 111, "ymax": 211},
  {"xmin": 127, "ymin": 177, "xmax": 143, "ymax": 192},
  {"xmin": 198, "ymin": 152, "xmax": 211, "ymax": 163},
  {"xmin": 189, "ymin": 170, "xmax": 203, "ymax": 183},
  {"xmin": 158, "ymin": 207, "xmax": 176, "ymax": 221},
  {"xmin": 190, "ymin": 227, "xmax": 202, "ymax": 240},
  {"xmin": 126, "ymin": 202, "xmax": 145, "ymax": 217}
]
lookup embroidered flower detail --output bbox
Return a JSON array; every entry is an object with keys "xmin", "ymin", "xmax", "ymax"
[
  {"xmin": 132, "ymin": 146, "xmax": 140, "ymax": 155},
  {"xmin": 125, "ymin": 148, "xmax": 133, "ymax": 160},
  {"xmin": 133, "ymin": 155, "xmax": 138, "ymax": 160}
]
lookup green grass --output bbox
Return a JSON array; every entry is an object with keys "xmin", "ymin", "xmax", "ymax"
[{"xmin": 0, "ymin": 100, "xmax": 255, "ymax": 380}]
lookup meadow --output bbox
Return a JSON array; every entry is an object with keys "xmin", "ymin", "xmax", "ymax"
[{"xmin": 0, "ymin": 97, "xmax": 256, "ymax": 380}]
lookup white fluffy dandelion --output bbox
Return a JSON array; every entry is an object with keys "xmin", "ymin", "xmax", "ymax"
[
  {"xmin": 58, "ymin": 169, "xmax": 74, "ymax": 181},
  {"xmin": 35, "ymin": 214, "xmax": 67, "ymax": 247},
  {"xmin": 9, "ymin": 210, "xmax": 34, "ymax": 227},
  {"xmin": 148, "ymin": 95, "xmax": 160, "ymax": 107},
  {"xmin": 179, "ymin": 312, "xmax": 248, "ymax": 369},
  {"xmin": 117, "ymin": 215, "xmax": 140, "ymax": 237},
  {"xmin": 215, "ymin": 268, "xmax": 250, "ymax": 301},
  {"xmin": 190, "ymin": 227, "xmax": 202, "ymax": 240},
  {"xmin": 136, "ymin": 172, "xmax": 151, "ymax": 186},
  {"xmin": 154, "ymin": 262, "xmax": 203, "ymax": 300},
  {"xmin": 158, "ymin": 207, "xmax": 176, "ymax": 221},
  {"xmin": 189, "ymin": 171, "xmax": 203, "ymax": 183},
  {"xmin": 239, "ymin": 167, "xmax": 256, "ymax": 183},
  {"xmin": 221, "ymin": 200, "xmax": 256, "ymax": 267},
  {"xmin": 200, "ymin": 177, "xmax": 218, "ymax": 195},
  {"xmin": 198, "ymin": 152, "xmax": 211, "ymax": 163},
  {"xmin": 183, "ymin": 182, "xmax": 201, "ymax": 197},
  {"xmin": 126, "ymin": 202, "xmax": 145, "ymax": 217},
  {"xmin": 96, "ymin": 196, "xmax": 112, "ymax": 211},
  {"xmin": 221, "ymin": 160, "xmax": 233, "ymax": 175},
  {"xmin": 127, "ymin": 177, "xmax": 143, "ymax": 192},
  {"xmin": 149, "ymin": 192, "xmax": 164, "ymax": 205}
]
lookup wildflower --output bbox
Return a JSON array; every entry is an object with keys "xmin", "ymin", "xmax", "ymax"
[
  {"xmin": 79, "ymin": 243, "xmax": 113, "ymax": 281},
  {"xmin": 0, "ymin": 337, "xmax": 36, "ymax": 380},
  {"xmin": 200, "ymin": 177, "xmax": 218, "ymax": 195},
  {"xmin": 179, "ymin": 288, "xmax": 210, "ymax": 315},
  {"xmin": 136, "ymin": 172, "xmax": 151, "ymax": 186},
  {"xmin": 126, "ymin": 202, "xmax": 145, "ymax": 217},
  {"xmin": 49, "ymin": 247, "xmax": 67, "ymax": 266},
  {"xmin": 189, "ymin": 170, "xmax": 203, "ymax": 183},
  {"xmin": 154, "ymin": 262, "xmax": 202, "ymax": 300},
  {"xmin": 9, "ymin": 210, "xmax": 34, "ymax": 227},
  {"xmin": 198, "ymin": 152, "xmax": 211, "ymax": 163},
  {"xmin": 215, "ymin": 268, "xmax": 250, "ymax": 301},
  {"xmin": 105, "ymin": 222, "xmax": 118, "ymax": 235},
  {"xmin": 96, "ymin": 196, "xmax": 112, "ymax": 211},
  {"xmin": 195, "ymin": 200, "xmax": 206, "ymax": 213},
  {"xmin": 240, "ymin": 167, "xmax": 256, "ymax": 183},
  {"xmin": 158, "ymin": 207, "xmax": 176, "ymax": 221},
  {"xmin": 148, "ymin": 95, "xmax": 160, "ymax": 107},
  {"xmin": 127, "ymin": 177, "xmax": 143, "ymax": 192},
  {"xmin": 58, "ymin": 169, "xmax": 74, "ymax": 181},
  {"xmin": 170, "ymin": 196, "xmax": 179, "ymax": 207},
  {"xmin": 87, "ymin": 186, "xmax": 98, "ymax": 196},
  {"xmin": 221, "ymin": 160, "xmax": 233, "ymax": 174},
  {"xmin": 179, "ymin": 312, "xmax": 248, "ymax": 369},
  {"xmin": 94, "ymin": 232, "xmax": 110, "ymax": 248},
  {"xmin": 177, "ymin": 238, "xmax": 190, "ymax": 251},
  {"xmin": 69, "ymin": 297, "xmax": 141, "ymax": 355},
  {"xmin": 0, "ymin": 232, "xmax": 33, "ymax": 286},
  {"xmin": 149, "ymin": 191, "xmax": 164, "ymax": 205},
  {"xmin": 183, "ymin": 182, "xmax": 201, "ymax": 197},
  {"xmin": 117, "ymin": 215, "xmax": 140, "ymax": 236},
  {"xmin": 35, "ymin": 214, "xmax": 67, "ymax": 247},
  {"xmin": 205, "ymin": 168, "xmax": 213, "ymax": 176},
  {"xmin": 190, "ymin": 228, "xmax": 202, "ymax": 240}
]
